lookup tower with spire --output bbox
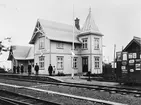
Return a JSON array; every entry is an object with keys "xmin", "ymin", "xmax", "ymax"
[{"xmin": 77, "ymin": 8, "xmax": 103, "ymax": 74}]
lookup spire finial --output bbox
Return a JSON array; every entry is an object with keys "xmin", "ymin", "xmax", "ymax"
[{"xmin": 89, "ymin": 7, "xmax": 91, "ymax": 13}]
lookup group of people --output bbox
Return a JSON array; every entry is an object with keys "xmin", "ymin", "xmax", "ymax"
[
  {"xmin": 13, "ymin": 64, "xmax": 25, "ymax": 74},
  {"xmin": 13, "ymin": 63, "xmax": 55, "ymax": 76},
  {"xmin": 13, "ymin": 63, "xmax": 39, "ymax": 76}
]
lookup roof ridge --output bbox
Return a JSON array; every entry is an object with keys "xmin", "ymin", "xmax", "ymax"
[{"xmin": 38, "ymin": 18, "xmax": 72, "ymax": 27}]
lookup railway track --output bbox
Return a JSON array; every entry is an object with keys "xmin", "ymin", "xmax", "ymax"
[
  {"xmin": 0, "ymin": 89, "xmax": 61, "ymax": 105},
  {"xmin": 0, "ymin": 83, "xmax": 127, "ymax": 105},
  {"xmin": 0, "ymin": 74, "xmax": 141, "ymax": 97}
]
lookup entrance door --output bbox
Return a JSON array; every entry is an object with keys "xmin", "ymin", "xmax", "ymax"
[{"xmin": 82, "ymin": 57, "xmax": 88, "ymax": 72}]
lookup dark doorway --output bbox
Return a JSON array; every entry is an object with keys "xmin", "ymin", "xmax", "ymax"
[{"xmin": 82, "ymin": 57, "xmax": 88, "ymax": 72}]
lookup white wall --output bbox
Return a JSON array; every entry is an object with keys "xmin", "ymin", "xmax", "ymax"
[{"xmin": 78, "ymin": 34, "xmax": 103, "ymax": 74}]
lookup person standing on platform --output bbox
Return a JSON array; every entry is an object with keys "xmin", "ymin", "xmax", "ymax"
[
  {"xmin": 21, "ymin": 64, "xmax": 24, "ymax": 74},
  {"xmin": 48, "ymin": 64, "xmax": 53, "ymax": 76},
  {"xmin": 28, "ymin": 63, "xmax": 32, "ymax": 76},
  {"xmin": 34, "ymin": 63, "xmax": 39, "ymax": 76},
  {"xmin": 17, "ymin": 64, "xmax": 20, "ymax": 74},
  {"xmin": 13, "ymin": 65, "xmax": 16, "ymax": 74}
]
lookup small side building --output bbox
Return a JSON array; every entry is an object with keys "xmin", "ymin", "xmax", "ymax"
[
  {"xmin": 7, "ymin": 45, "xmax": 34, "ymax": 73},
  {"xmin": 116, "ymin": 36, "xmax": 141, "ymax": 83}
]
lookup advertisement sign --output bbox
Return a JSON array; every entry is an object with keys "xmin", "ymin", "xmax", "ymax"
[
  {"xmin": 136, "ymin": 59, "xmax": 141, "ymax": 62},
  {"xmin": 121, "ymin": 66, "xmax": 126, "ymax": 70},
  {"xmin": 122, "ymin": 69, "xmax": 128, "ymax": 73},
  {"xmin": 135, "ymin": 64, "xmax": 141, "ymax": 70},
  {"xmin": 133, "ymin": 53, "xmax": 137, "ymax": 58},
  {"xmin": 130, "ymin": 69, "xmax": 134, "ymax": 72},
  {"xmin": 129, "ymin": 59, "xmax": 134, "ymax": 64},
  {"xmin": 122, "ymin": 61, "xmax": 127, "ymax": 65},
  {"xmin": 122, "ymin": 52, "xmax": 127, "ymax": 61},
  {"xmin": 128, "ymin": 53, "xmax": 133, "ymax": 59},
  {"xmin": 116, "ymin": 52, "xmax": 122, "ymax": 61}
]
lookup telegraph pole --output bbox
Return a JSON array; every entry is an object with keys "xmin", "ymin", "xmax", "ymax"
[
  {"xmin": 71, "ymin": 4, "xmax": 75, "ymax": 79},
  {"xmin": 113, "ymin": 44, "xmax": 116, "ymax": 69}
]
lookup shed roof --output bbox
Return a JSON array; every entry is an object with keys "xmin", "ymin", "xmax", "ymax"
[{"xmin": 7, "ymin": 45, "xmax": 34, "ymax": 60}]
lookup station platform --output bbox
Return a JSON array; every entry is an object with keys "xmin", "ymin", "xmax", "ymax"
[
  {"xmin": 0, "ymin": 73, "xmax": 119, "ymax": 87},
  {"xmin": 48, "ymin": 76, "xmax": 119, "ymax": 86}
]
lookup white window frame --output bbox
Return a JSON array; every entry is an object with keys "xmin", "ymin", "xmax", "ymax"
[
  {"xmin": 39, "ymin": 37, "xmax": 45, "ymax": 49},
  {"xmin": 82, "ymin": 38, "xmax": 88, "ymax": 49},
  {"xmin": 73, "ymin": 57, "xmax": 78, "ymax": 69},
  {"xmin": 94, "ymin": 38, "xmax": 100, "ymax": 50},
  {"xmin": 94, "ymin": 56, "xmax": 100, "ymax": 69},
  {"xmin": 57, "ymin": 42, "xmax": 64, "ymax": 49},
  {"xmin": 57, "ymin": 56, "xmax": 64, "ymax": 70},
  {"xmin": 39, "ymin": 56, "xmax": 45, "ymax": 69}
]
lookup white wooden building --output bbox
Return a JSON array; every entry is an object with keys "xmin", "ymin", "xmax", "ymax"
[{"xmin": 29, "ymin": 9, "xmax": 104, "ymax": 75}]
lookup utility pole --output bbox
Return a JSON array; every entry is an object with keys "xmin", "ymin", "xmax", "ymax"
[
  {"xmin": 71, "ymin": 4, "xmax": 75, "ymax": 79},
  {"xmin": 113, "ymin": 44, "xmax": 116, "ymax": 69}
]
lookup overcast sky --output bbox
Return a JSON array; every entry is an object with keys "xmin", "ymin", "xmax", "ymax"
[{"xmin": 0, "ymin": 0, "xmax": 141, "ymax": 62}]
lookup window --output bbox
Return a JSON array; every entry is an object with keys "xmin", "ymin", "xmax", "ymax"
[
  {"xmin": 39, "ymin": 37, "xmax": 45, "ymax": 49},
  {"xmin": 57, "ymin": 56, "xmax": 64, "ymax": 69},
  {"xmin": 94, "ymin": 57, "xmax": 100, "ymax": 68},
  {"xmin": 82, "ymin": 38, "xmax": 88, "ymax": 49},
  {"xmin": 71, "ymin": 44, "xmax": 79, "ymax": 50},
  {"xmin": 94, "ymin": 38, "xmax": 100, "ymax": 49},
  {"xmin": 39, "ymin": 56, "xmax": 45, "ymax": 69},
  {"xmin": 57, "ymin": 42, "xmax": 64, "ymax": 49},
  {"xmin": 73, "ymin": 57, "xmax": 78, "ymax": 69}
]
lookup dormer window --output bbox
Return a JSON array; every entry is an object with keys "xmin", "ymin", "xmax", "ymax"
[
  {"xmin": 82, "ymin": 38, "xmax": 88, "ymax": 49},
  {"xmin": 57, "ymin": 42, "xmax": 64, "ymax": 49},
  {"xmin": 94, "ymin": 38, "xmax": 100, "ymax": 50}
]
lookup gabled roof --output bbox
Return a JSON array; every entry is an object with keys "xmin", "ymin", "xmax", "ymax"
[
  {"xmin": 7, "ymin": 45, "xmax": 34, "ymax": 60},
  {"xmin": 123, "ymin": 36, "xmax": 141, "ymax": 51},
  {"xmin": 80, "ymin": 8, "xmax": 103, "ymax": 36},
  {"xmin": 29, "ymin": 19, "xmax": 80, "ymax": 44},
  {"xmin": 133, "ymin": 36, "xmax": 141, "ymax": 45}
]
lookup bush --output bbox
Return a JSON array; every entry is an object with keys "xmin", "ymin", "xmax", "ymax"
[
  {"xmin": 0, "ymin": 67, "xmax": 7, "ymax": 73},
  {"xmin": 56, "ymin": 71, "xmax": 65, "ymax": 76}
]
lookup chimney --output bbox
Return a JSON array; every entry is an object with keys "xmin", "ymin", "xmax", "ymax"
[{"xmin": 75, "ymin": 18, "xmax": 80, "ymax": 30}]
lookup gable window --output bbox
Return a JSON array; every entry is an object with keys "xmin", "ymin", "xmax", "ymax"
[
  {"xmin": 94, "ymin": 38, "xmax": 100, "ymax": 50},
  {"xmin": 73, "ymin": 57, "xmax": 78, "ymax": 69},
  {"xmin": 57, "ymin": 42, "xmax": 64, "ymax": 49},
  {"xmin": 94, "ymin": 56, "xmax": 100, "ymax": 68},
  {"xmin": 57, "ymin": 56, "xmax": 64, "ymax": 69},
  {"xmin": 39, "ymin": 56, "xmax": 45, "ymax": 69},
  {"xmin": 39, "ymin": 37, "xmax": 45, "ymax": 49},
  {"xmin": 82, "ymin": 38, "xmax": 88, "ymax": 49}
]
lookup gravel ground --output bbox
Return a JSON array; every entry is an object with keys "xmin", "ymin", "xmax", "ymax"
[
  {"xmin": 37, "ymin": 84, "xmax": 141, "ymax": 105},
  {"xmin": 0, "ymin": 79, "xmax": 141, "ymax": 105},
  {"xmin": 0, "ymin": 85, "xmax": 101, "ymax": 105}
]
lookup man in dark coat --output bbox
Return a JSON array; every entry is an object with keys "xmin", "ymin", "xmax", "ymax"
[
  {"xmin": 13, "ymin": 65, "xmax": 16, "ymax": 74},
  {"xmin": 21, "ymin": 64, "xmax": 24, "ymax": 74},
  {"xmin": 48, "ymin": 64, "xmax": 53, "ymax": 76},
  {"xmin": 17, "ymin": 65, "xmax": 20, "ymax": 74},
  {"xmin": 34, "ymin": 63, "xmax": 39, "ymax": 76},
  {"xmin": 28, "ymin": 63, "xmax": 32, "ymax": 76}
]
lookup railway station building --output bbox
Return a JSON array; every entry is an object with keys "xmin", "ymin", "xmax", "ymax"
[{"xmin": 29, "ymin": 9, "xmax": 104, "ymax": 75}]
